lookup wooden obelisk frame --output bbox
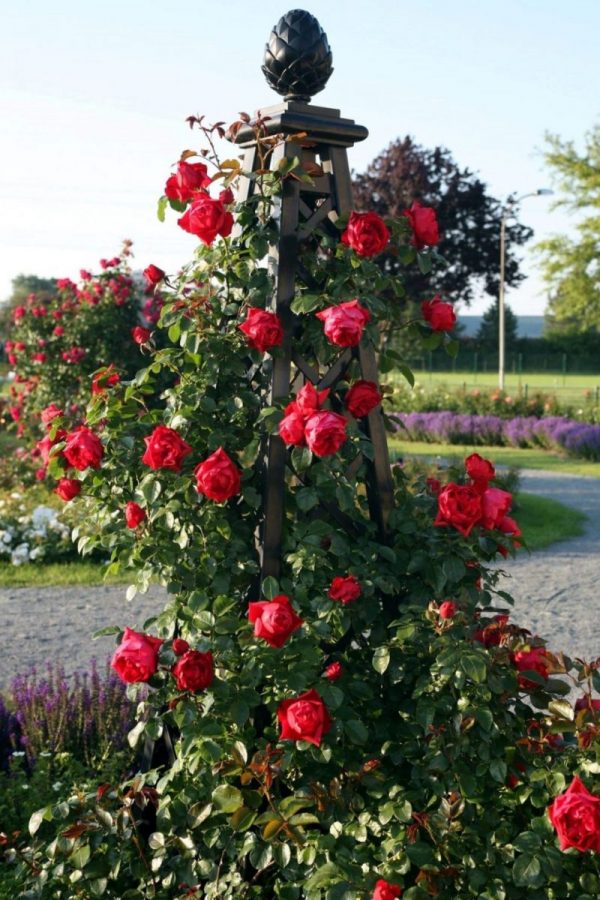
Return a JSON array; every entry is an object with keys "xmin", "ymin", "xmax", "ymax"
[{"xmin": 233, "ymin": 101, "xmax": 395, "ymax": 582}]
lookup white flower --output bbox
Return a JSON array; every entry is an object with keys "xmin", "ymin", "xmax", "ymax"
[
  {"xmin": 11, "ymin": 543, "xmax": 30, "ymax": 565},
  {"xmin": 29, "ymin": 547, "xmax": 43, "ymax": 561},
  {"xmin": 10, "ymin": 492, "xmax": 21, "ymax": 500},
  {"xmin": 31, "ymin": 506, "xmax": 58, "ymax": 528}
]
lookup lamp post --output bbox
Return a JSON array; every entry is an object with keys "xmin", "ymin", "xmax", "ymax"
[{"xmin": 498, "ymin": 188, "xmax": 553, "ymax": 390}]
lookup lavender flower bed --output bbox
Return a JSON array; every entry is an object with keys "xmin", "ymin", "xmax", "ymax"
[
  {"xmin": 0, "ymin": 660, "xmax": 136, "ymax": 771},
  {"xmin": 393, "ymin": 411, "xmax": 600, "ymax": 461}
]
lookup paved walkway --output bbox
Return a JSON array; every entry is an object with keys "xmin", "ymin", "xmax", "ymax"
[{"xmin": 0, "ymin": 469, "xmax": 598, "ymax": 687}]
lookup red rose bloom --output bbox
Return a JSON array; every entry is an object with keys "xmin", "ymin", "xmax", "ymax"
[
  {"xmin": 304, "ymin": 410, "xmax": 348, "ymax": 457},
  {"xmin": 53, "ymin": 325, "xmax": 64, "ymax": 336},
  {"xmin": 125, "ymin": 501, "xmax": 147, "ymax": 529},
  {"xmin": 426, "ymin": 477, "xmax": 441, "ymax": 495},
  {"xmin": 465, "ymin": 452, "xmax": 495, "ymax": 487},
  {"xmin": 345, "ymin": 380, "xmax": 382, "ymax": 418},
  {"xmin": 439, "ymin": 600, "xmax": 457, "ymax": 620},
  {"xmin": 142, "ymin": 425, "xmax": 193, "ymax": 472},
  {"xmin": 279, "ymin": 411, "xmax": 307, "ymax": 447},
  {"xmin": 172, "ymin": 638, "xmax": 190, "ymax": 657},
  {"xmin": 328, "ymin": 575, "xmax": 362, "ymax": 604},
  {"xmin": 92, "ymin": 367, "xmax": 120, "ymax": 395},
  {"xmin": 172, "ymin": 650, "xmax": 214, "ymax": 693},
  {"xmin": 143, "ymin": 264, "xmax": 166, "ymax": 288},
  {"xmin": 480, "ymin": 487, "xmax": 512, "ymax": 530},
  {"xmin": 292, "ymin": 383, "xmax": 330, "ymax": 418},
  {"xmin": 421, "ymin": 296, "xmax": 456, "ymax": 332},
  {"xmin": 403, "ymin": 201, "xmax": 439, "ymax": 249},
  {"xmin": 194, "ymin": 447, "xmax": 241, "ymax": 502},
  {"xmin": 111, "ymin": 627, "xmax": 162, "ymax": 684},
  {"xmin": 341, "ymin": 211, "xmax": 390, "ymax": 257},
  {"xmin": 219, "ymin": 187, "xmax": 234, "ymax": 205},
  {"xmin": 178, "ymin": 195, "xmax": 234, "ymax": 245},
  {"xmin": 277, "ymin": 689, "xmax": 332, "ymax": 746},
  {"xmin": 239, "ymin": 308, "xmax": 284, "ymax": 353},
  {"xmin": 54, "ymin": 477, "xmax": 81, "ymax": 501},
  {"xmin": 434, "ymin": 483, "xmax": 482, "ymax": 536},
  {"xmin": 473, "ymin": 614, "xmax": 509, "ymax": 647},
  {"xmin": 248, "ymin": 594, "xmax": 303, "ymax": 648},
  {"xmin": 63, "ymin": 427, "xmax": 104, "ymax": 470},
  {"xmin": 548, "ymin": 776, "xmax": 600, "ymax": 852},
  {"xmin": 165, "ymin": 160, "xmax": 211, "ymax": 203},
  {"xmin": 316, "ymin": 299, "xmax": 371, "ymax": 347},
  {"xmin": 373, "ymin": 880, "xmax": 403, "ymax": 900},
  {"xmin": 513, "ymin": 647, "xmax": 552, "ymax": 690},
  {"xmin": 324, "ymin": 662, "xmax": 342, "ymax": 681},
  {"xmin": 132, "ymin": 326, "xmax": 152, "ymax": 345},
  {"xmin": 32, "ymin": 352, "xmax": 47, "ymax": 364}
]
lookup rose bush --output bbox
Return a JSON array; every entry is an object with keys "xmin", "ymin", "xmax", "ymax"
[{"xmin": 11, "ymin": 116, "xmax": 600, "ymax": 900}]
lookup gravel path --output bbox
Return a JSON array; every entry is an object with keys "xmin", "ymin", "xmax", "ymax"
[
  {"xmin": 0, "ymin": 469, "xmax": 598, "ymax": 687},
  {"xmin": 496, "ymin": 469, "xmax": 600, "ymax": 661}
]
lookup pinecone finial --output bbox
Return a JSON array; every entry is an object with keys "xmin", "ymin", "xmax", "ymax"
[{"xmin": 262, "ymin": 9, "xmax": 333, "ymax": 102}]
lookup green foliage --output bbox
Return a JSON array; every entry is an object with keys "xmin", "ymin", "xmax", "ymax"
[
  {"xmin": 536, "ymin": 124, "xmax": 600, "ymax": 332},
  {"xmin": 476, "ymin": 299, "xmax": 519, "ymax": 354},
  {"xmin": 9, "ymin": 120, "xmax": 600, "ymax": 899}
]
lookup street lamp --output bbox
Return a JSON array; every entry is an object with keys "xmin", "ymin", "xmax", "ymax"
[{"xmin": 498, "ymin": 188, "xmax": 553, "ymax": 390}]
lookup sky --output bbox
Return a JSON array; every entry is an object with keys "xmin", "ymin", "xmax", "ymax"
[{"xmin": 1, "ymin": 0, "xmax": 599, "ymax": 315}]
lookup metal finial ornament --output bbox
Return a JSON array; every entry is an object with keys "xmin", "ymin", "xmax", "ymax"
[{"xmin": 262, "ymin": 9, "xmax": 333, "ymax": 101}]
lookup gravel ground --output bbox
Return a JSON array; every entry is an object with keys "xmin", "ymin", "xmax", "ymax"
[{"xmin": 0, "ymin": 468, "xmax": 598, "ymax": 687}]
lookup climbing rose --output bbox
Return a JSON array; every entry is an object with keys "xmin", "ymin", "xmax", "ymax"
[
  {"xmin": 172, "ymin": 650, "xmax": 214, "ymax": 693},
  {"xmin": 91, "ymin": 367, "xmax": 120, "ymax": 395},
  {"xmin": 277, "ymin": 689, "xmax": 332, "ymax": 746},
  {"xmin": 165, "ymin": 160, "xmax": 211, "ymax": 203},
  {"xmin": 172, "ymin": 638, "xmax": 190, "ymax": 657},
  {"xmin": 142, "ymin": 425, "xmax": 193, "ymax": 472},
  {"xmin": 143, "ymin": 264, "xmax": 166, "ymax": 287},
  {"xmin": 341, "ymin": 211, "xmax": 390, "ymax": 257},
  {"xmin": 513, "ymin": 647, "xmax": 552, "ymax": 690},
  {"xmin": 194, "ymin": 447, "xmax": 241, "ymax": 502},
  {"xmin": 178, "ymin": 195, "xmax": 234, "ymax": 245},
  {"xmin": 465, "ymin": 452, "xmax": 495, "ymax": 487},
  {"xmin": 248, "ymin": 595, "xmax": 303, "ymax": 648},
  {"xmin": 345, "ymin": 380, "xmax": 382, "ymax": 418},
  {"xmin": 439, "ymin": 600, "xmax": 457, "ymax": 619},
  {"xmin": 239, "ymin": 308, "xmax": 284, "ymax": 353},
  {"xmin": 480, "ymin": 487, "xmax": 512, "ymax": 530},
  {"xmin": 304, "ymin": 410, "xmax": 347, "ymax": 457},
  {"xmin": 434, "ymin": 483, "xmax": 482, "ymax": 536},
  {"xmin": 41, "ymin": 404, "xmax": 63, "ymax": 427},
  {"xmin": 328, "ymin": 575, "xmax": 362, "ymax": 604},
  {"xmin": 63, "ymin": 427, "xmax": 104, "ymax": 470},
  {"xmin": 111, "ymin": 628, "xmax": 162, "ymax": 684},
  {"xmin": 548, "ymin": 776, "xmax": 600, "ymax": 852},
  {"xmin": 278, "ymin": 411, "xmax": 306, "ymax": 447},
  {"xmin": 403, "ymin": 201, "xmax": 439, "ymax": 249},
  {"xmin": 125, "ymin": 502, "xmax": 146, "ymax": 529},
  {"xmin": 54, "ymin": 478, "xmax": 81, "ymax": 501},
  {"xmin": 373, "ymin": 880, "xmax": 403, "ymax": 900},
  {"xmin": 132, "ymin": 326, "xmax": 151, "ymax": 345},
  {"xmin": 291, "ymin": 383, "xmax": 330, "ymax": 418},
  {"xmin": 421, "ymin": 295, "xmax": 456, "ymax": 332},
  {"xmin": 324, "ymin": 662, "xmax": 342, "ymax": 681},
  {"xmin": 316, "ymin": 299, "xmax": 370, "ymax": 347}
]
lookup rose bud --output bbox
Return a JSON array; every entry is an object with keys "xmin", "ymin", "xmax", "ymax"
[
  {"xmin": 143, "ymin": 264, "xmax": 166, "ymax": 288},
  {"xmin": 54, "ymin": 477, "xmax": 81, "ymax": 501},
  {"xmin": 341, "ymin": 211, "xmax": 390, "ymax": 257},
  {"xmin": 403, "ymin": 201, "xmax": 439, "ymax": 249},
  {"xmin": 111, "ymin": 628, "xmax": 162, "ymax": 683},
  {"xmin": 277, "ymin": 689, "xmax": 332, "ymax": 746},
  {"xmin": 421, "ymin": 295, "xmax": 456, "ymax": 332},
  {"xmin": 438, "ymin": 600, "xmax": 457, "ymax": 620},
  {"xmin": 328, "ymin": 575, "xmax": 362, "ymax": 604},
  {"xmin": 125, "ymin": 502, "xmax": 147, "ymax": 529},
  {"xmin": 323, "ymin": 662, "xmax": 343, "ymax": 681},
  {"xmin": 248, "ymin": 595, "xmax": 303, "ymax": 648},
  {"xmin": 132, "ymin": 325, "xmax": 152, "ymax": 345},
  {"xmin": 172, "ymin": 650, "xmax": 214, "ymax": 693},
  {"xmin": 172, "ymin": 638, "xmax": 190, "ymax": 657}
]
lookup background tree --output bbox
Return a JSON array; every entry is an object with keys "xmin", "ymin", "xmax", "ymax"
[
  {"xmin": 476, "ymin": 298, "xmax": 519, "ymax": 355},
  {"xmin": 536, "ymin": 124, "xmax": 600, "ymax": 333},
  {"xmin": 352, "ymin": 136, "xmax": 533, "ymax": 307},
  {"xmin": 0, "ymin": 274, "xmax": 57, "ymax": 339}
]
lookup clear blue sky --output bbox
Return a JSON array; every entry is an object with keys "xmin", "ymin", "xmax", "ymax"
[{"xmin": 1, "ymin": 0, "xmax": 599, "ymax": 314}]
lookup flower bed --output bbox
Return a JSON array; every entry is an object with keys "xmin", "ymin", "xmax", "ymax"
[{"xmin": 394, "ymin": 410, "xmax": 600, "ymax": 460}]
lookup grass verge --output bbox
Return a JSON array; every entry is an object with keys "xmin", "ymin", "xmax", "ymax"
[
  {"xmin": 516, "ymin": 492, "xmax": 586, "ymax": 551},
  {"xmin": 389, "ymin": 438, "xmax": 600, "ymax": 478},
  {"xmin": 0, "ymin": 561, "xmax": 126, "ymax": 589}
]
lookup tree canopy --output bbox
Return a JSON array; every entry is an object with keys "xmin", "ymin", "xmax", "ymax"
[
  {"xmin": 476, "ymin": 298, "xmax": 519, "ymax": 353},
  {"xmin": 352, "ymin": 136, "xmax": 533, "ymax": 307},
  {"xmin": 536, "ymin": 124, "xmax": 600, "ymax": 333}
]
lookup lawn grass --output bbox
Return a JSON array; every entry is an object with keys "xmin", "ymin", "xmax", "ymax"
[
  {"xmin": 392, "ymin": 369, "xmax": 600, "ymax": 404},
  {"xmin": 389, "ymin": 438, "xmax": 600, "ymax": 478},
  {"xmin": 0, "ymin": 560, "xmax": 126, "ymax": 588},
  {"xmin": 516, "ymin": 492, "xmax": 586, "ymax": 551}
]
